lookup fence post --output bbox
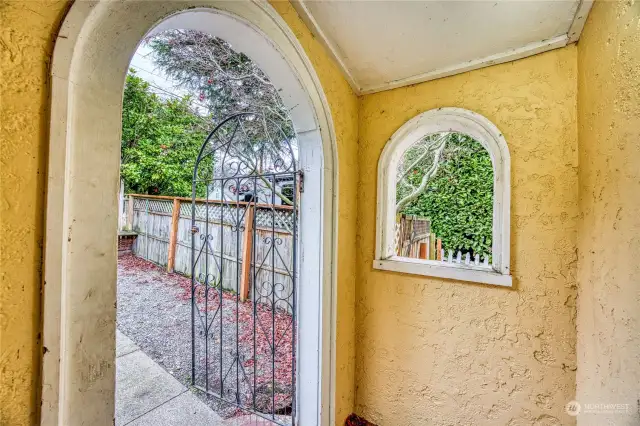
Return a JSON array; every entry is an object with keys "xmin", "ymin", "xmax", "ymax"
[
  {"xmin": 118, "ymin": 179, "xmax": 125, "ymax": 230},
  {"xmin": 145, "ymin": 198, "xmax": 150, "ymax": 261},
  {"xmin": 436, "ymin": 238, "xmax": 442, "ymax": 261},
  {"xmin": 429, "ymin": 232, "xmax": 436, "ymax": 260},
  {"xmin": 167, "ymin": 198, "xmax": 181, "ymax": 273},
  {"xmin": 240, "ymin": 205, "xmax": 255, "ymax": 302},
  {"xmin": 127, "ymin": 195, "xmax": 134, "ymax": 231}
]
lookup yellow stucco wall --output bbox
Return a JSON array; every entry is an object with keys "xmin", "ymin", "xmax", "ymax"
[
  {"xmin": 356, "ymin": 47, "xmax": 579, "ymax": 425},
  {"xmin": 0, "ymin": 2, "xmax": 70, "ymax": 424},
  {"xmin": 0, "ymin": 1, "xmax": 358, "ymax": 424},
  {"xmin": 3, "ymin": 0, "xmax": 638, "ymax": 425},
  {"xmin": 576, "ymin": 1, "xmax": 640, "ymax": 425}
]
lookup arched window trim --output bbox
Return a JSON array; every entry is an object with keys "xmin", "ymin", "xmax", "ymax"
[{"xmin": 374, "ymin": 107, "xmax": 512, "ymax": 287}]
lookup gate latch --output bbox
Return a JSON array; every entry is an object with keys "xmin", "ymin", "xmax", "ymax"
[{"xmin": 191, "ymin": 226, "xmax": 199, "ymax": 234}]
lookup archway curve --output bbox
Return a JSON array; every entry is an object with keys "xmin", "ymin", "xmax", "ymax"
[{"xmin": 42, "ymin": 2, "xmax": 337, "ymax": 425}]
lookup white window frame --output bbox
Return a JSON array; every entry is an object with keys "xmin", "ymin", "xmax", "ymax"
[{"xmin": 374, "ymin": 107, "xmax": 512, "ymax": 287}]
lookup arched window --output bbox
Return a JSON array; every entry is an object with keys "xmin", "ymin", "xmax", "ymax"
[{"xmin": 374, "ymin": 108, "xmax": 511, "ymax": 286}]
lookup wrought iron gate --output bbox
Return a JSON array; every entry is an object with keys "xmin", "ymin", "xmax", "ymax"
[{"xmin": 191, "ymin": 112, "xmax": 299, "ymax": 425}]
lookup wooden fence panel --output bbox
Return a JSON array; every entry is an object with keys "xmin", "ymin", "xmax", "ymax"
[
  {"xmin": 253, "ymin": 228, "xmax": 294, "ymax": 312},
  {"xmin": 129, "ymin": 195, "xmax": 294, "ymax": 310},
  {"xmin": 132, "ymin": 204, "xmax": 172, "ymax": 267},
  {"xmin": 393, "ymin": 213, "xmax": 491, "ymax": 267}
]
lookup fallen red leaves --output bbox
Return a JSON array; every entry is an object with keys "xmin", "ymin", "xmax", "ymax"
[{"xmin": 118, "ymin": 252, "xmax": 294, "ymax": 415}]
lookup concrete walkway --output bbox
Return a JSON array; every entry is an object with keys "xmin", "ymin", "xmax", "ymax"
[{"xmin": 116, "ymin": 329, "xmax": 224, "ymax": 426}]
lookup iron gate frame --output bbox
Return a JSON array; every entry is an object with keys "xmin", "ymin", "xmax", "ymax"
[{"xmin": 190, "ymin": 112, "xmax": 300, "ymax": 425}]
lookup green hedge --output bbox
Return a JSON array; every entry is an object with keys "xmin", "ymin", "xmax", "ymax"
[{"xmin": 399, "ymin": 133, "xmax": 493, "ymax": 256}]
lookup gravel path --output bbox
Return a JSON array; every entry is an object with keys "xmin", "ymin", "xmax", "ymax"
[
  {"xmin": 117, "ymin": 254, "xmax": 193, "ymax": 385},
  {"xmin": 117, "ymin": 253, "xmax": 294, "ymax": 422}
]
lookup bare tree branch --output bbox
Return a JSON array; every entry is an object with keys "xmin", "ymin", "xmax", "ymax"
[
  {"xmin": 145, "ymin": 29, "xmax": 293, "ymax": 140},
  {"xmin": 145, "ymin": 29, "xmax": 297, "ymax": 205},
  {"xmin": 397, "ymin": 133, "xmax": 449, "ymax": 184},
  {"xmin": 396, "ymin": 138, "xmax": 447, "ymax": 213}
]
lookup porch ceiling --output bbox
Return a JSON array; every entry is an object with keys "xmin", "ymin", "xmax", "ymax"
[{"xmin": 292, "ymin": 0, "xmax": 592, "ymax": 94}]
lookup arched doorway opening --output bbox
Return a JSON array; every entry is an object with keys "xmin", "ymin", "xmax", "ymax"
[{"xmin": 42, "ymin": 3, "xmax": 337, "ymax": 425}]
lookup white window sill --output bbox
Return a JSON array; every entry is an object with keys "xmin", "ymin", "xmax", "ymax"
[{"xmin": 373, "ymin": 257, "xmax": 512, "ymax": 287}]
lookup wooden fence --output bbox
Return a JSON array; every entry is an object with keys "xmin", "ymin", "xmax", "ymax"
[
  {"xmin": 395, "ymin": 214, "xmax": 491, "ymax": 267},
  {"xmin": 395, "ymin": 214, "xmax": 442, "ymax": 260},
  {"xmin": 122, "ymin": 194, "xmax": 295, "ymax": 308}
]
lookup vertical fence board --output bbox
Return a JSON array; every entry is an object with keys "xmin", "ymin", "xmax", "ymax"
[
  {"xmin": 127, "ymin": 195, "xmax": 134, "ymax": 230},
  {"xmin": 419, "ymin": 243, "xmax": 427, "ymax": 259},
  {"xmin": 429, "ymin": 232, "xmax": 436, "ymax": 260},
  {"xmin": 129, "ymin": 195, "xmax": 294, "ymax": 310}
]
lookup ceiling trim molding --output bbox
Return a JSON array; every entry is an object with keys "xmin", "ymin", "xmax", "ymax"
[
  {"xmin": 568, "ymin": 0, "xmax": 594, "ymax": 43},
  {"xmin": 292, "ymin": 0, "xmax": 593, "ymax": 96},
  {"xmin": 291, "ymin": 0, "xmax": 361, "ymax": 93},
  {"xmin": 361, "ymin": 34, "xmax": 568, "ymax": 95}
]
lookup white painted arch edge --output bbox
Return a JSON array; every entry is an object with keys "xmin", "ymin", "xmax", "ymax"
[
  {"xmin": 42, "ymin": 1, "xmax": 338, "ymax": 425},
  {"xmin": 374, "ymin": 107, "xmax": 511, "ymax": 287}
]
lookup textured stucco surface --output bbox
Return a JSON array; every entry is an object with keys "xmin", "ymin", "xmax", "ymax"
[
  {"xmin": 576, "ymin": 1, "xmax": 640, "ymax": 425},
  {"xmin": 0, "ymin": 1, "xmax": 358, "ymax": 424},
  {"xmin": 0, "ymin": 2, "xmax": 69, "ymax": 425},
  {"xmin": 3, "ymin": 0, "xmax": 638, "ymax": 424},
  {"xmin": 356, "ymin": 47, "xmax": 579, "ymax": 425}
]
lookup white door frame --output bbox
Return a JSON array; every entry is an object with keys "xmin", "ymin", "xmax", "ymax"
[{"xmin": 41, "ymin": 2, "xmax": 338, "ymax": 425}]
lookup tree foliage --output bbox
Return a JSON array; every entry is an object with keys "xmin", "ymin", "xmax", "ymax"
[
  {"xmin": 147, "ymin": 30, "xmax": 293, "ymax": 139},
  {"xmin": 397, "ymin": 133, "xmax": 494, "ymax": 256},
  {"xmin": 120, "ymin": 72, "xmax": 212, "ymax": 197}
]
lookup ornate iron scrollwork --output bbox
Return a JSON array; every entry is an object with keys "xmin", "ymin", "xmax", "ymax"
[{"xmin": 190, "ymin": 112, "xmax": 299, "ymax": 425}]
